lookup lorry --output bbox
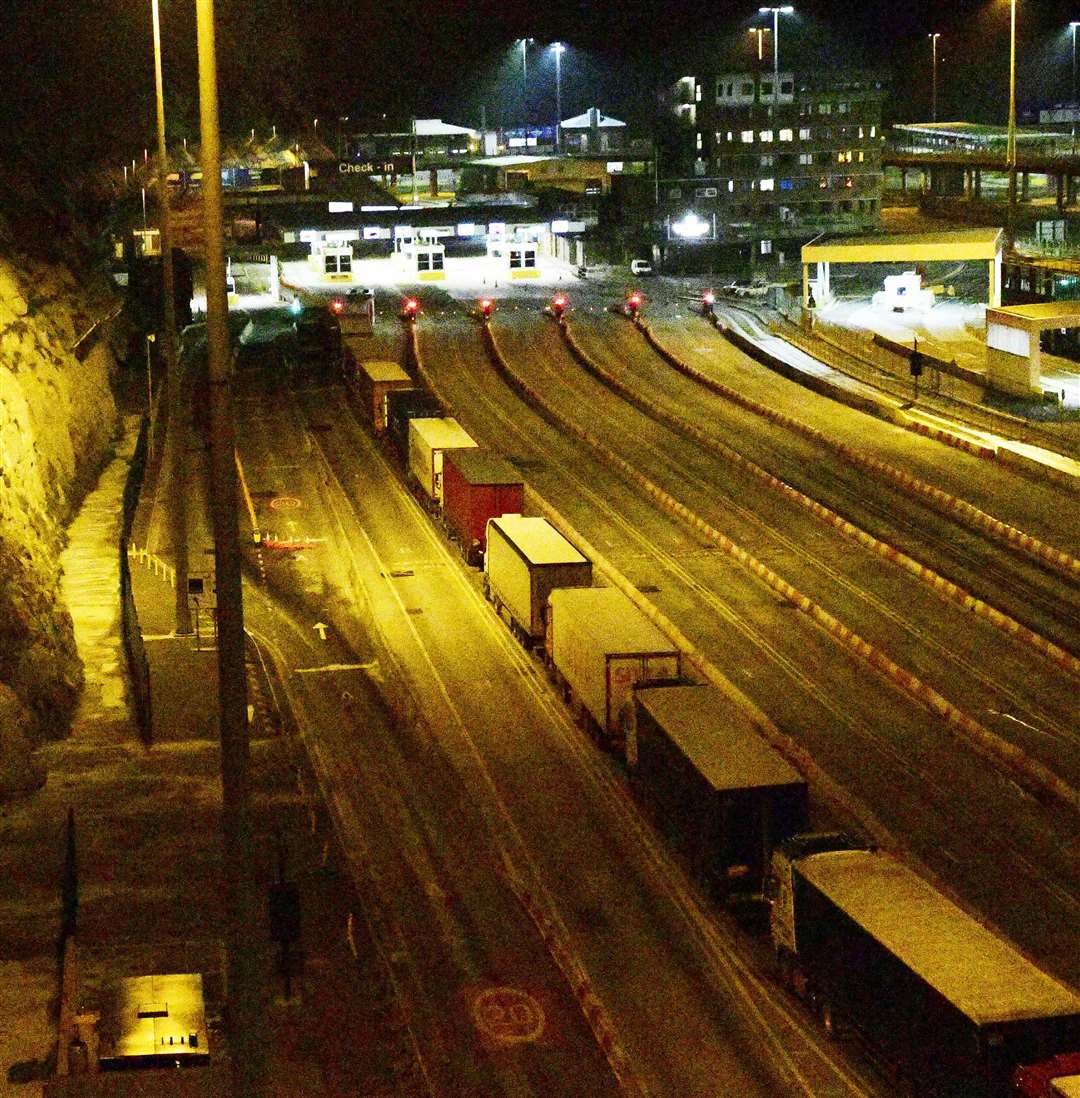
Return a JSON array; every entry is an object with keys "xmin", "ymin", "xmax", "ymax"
[
  {"xmin": 546, "ymin": 586, "xmax": 680, "ymax": 751},
  {"xmin": 484, "ymin": 515, "xmax": 592, "ymax": 645},
  {"xmin": 407, "ymin": 417, "xmax": 478, "ymax": 504},
  {"xmin": 768, "ymin": 840, "xmax": 1080, "ymax": 1097},
  {"xmin": 386, "ymin": 388, "xmax": 441, "ymax": 459},
  {"xmin": 633, "ymin": 684, "xmax": 807, "ymax": 903},
  {"xmin": 442, "ymin": 449, "xmax": 524, "ymax": 565},
  {"xmin": 345, "ymin": 358, "xmax": 412, "ymax": 432}
]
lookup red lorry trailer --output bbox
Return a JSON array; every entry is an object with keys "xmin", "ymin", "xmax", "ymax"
[
  {"xmin": 442, "ymin": 449, "xmax": 524, "ymax": 566},
  {"xmin": 1014, "ymin": 1054, "xmax": 1080, "ymax": 1097},
  {"xmin": 484, "ymin": 515, "xmax": 592, "ymax": 645},
  {"xmin": 546, "ymin": 586, "xmax": 680, "ymax": 751},
  {"xmin": 344, "ymin": 358, "xmax": 412, "ymax": 432},
  {"xmin": 769, "ymin": 840, "xmax": 1080, "ymax": 1097},
  {"xmin": 633, "ymin": 684, "xmax": 807, "ymax": 903},
  {"xmin": 407, "ymin": 416, "xmax": 477, "ymax": 504}
]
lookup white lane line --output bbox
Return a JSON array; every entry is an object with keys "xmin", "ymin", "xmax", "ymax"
[{"xmin": 295, "ymin": 662, "xmax": 378, "ymax": 674}]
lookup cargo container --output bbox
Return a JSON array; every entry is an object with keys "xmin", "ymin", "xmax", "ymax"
[
  {"xmin": 345, "ymin": 358, "xmax": 412, "ymax": 432},
  {"xmin": 386, "ymin": 388, "xmax": 441, "ymax": 459},
  {"xmin": 407, "ymin": 417, "xmax": 478, "ymax": 504},
  {"xmin": 484, "ymin": 515, "xmax": 592, "ymax": 644},
  {"xmin": 443, "ymin": 449, "xmax": 524, "ymax": 565},
  {"xmin": 769, "ymin": 841, "xmax": 1080, "ymax": 1098},
  {"xmin": 633, "ymin": 684, "xmax": 807, "ymax": 901},
  {"xmin": 546, "ymin": 586, "xmax": 680, "ymax": 749}
]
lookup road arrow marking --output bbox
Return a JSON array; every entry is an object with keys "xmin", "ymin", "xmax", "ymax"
[{"xmin": 313, "ymin": 622, "xmax": 329, "ymax": 641}]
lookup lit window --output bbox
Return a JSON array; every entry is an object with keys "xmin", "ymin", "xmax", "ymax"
[
  {"xmin": 818, "ymin": 102, "xmax": 831, "ymax": 115},
  {"xmin": 858, "ymin": 126, "xmax": 865, "ymax": 139},
  {"xmin": 760, "ymin": 178, "xmax": 775, "ymax": 191},
  {"xmin": 799, "ymin": 153, "xmax": 813, "ymax": 165},
  {"xmin": 760, "ymin": 130, "xmax": 774, "ymax": 142},
  {"xmin": 779, "ymin": 128, "xmax": 793, "ymax": 141},
  {"xmin": 799, "ymin": 127, "xmax": 811, "ymax": 140},
  {"xmin": 696, "ymin": 132, "xmax": 703, "ymax": 150},
  {"xmin": 819, "ymin": 177, "xmax": 828, "ymax": 189},
  {"xmin": 837, "ymin": 150, "xmax": 852, "ymax": 164},
  {"xmin": 727, "ymin": 179, "xmax": 735, "ymax": 192},
  {"xmin": 696, "ymin": 83, "xmax": 702, "ymax": 101},
  {"xmin": 845, "ymin": 176, "xmax": 854, "ymax": 188},
  {"xmin": 838, "ymin": 101, "xmax": 849, "ymax": 113},
  {"xmin": 870, "ymin": 125, "xmax": 877, "ymax": 137},
  {"xmin": 858, "ymin": 150, "xmax": 865, "ymax": 162},
  {"xmin": 727, "ymin": 131, "xmax": 734, "ymax": 142},
  {"xmin": 761, "ymin": 154, "xmax": 774, "ymax": 167},
  {"xmin": 761, "ymin": 239, "xmax": 773, "ymax": 255},
  {"xmin": 741, "ymin": 130, "xmax": 754, "ymax": 143}
]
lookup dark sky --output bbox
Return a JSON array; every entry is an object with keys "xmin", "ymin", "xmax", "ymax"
[{"xmin": 4, "ymin": 0, "xmax": 1080, "ymax": 178}]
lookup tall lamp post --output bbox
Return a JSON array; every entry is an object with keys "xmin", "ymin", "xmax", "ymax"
[
  {"xmin": 1006, "ymin": 0, "xmax": 1017, "ymax": 241},
  {"xmin": 1070, "ymin": 21, "xmax": 1080, "ymax": 155},
  {"xmin": 929, "ymin": 33, "xmax": 941, "ymax": 122},
  {"xmin": 149, "ymin": 0, "xmax": 191, "ymax": 636},
  {"xmin": 518, "ymin": 37, "xmax": 534, "ymax": 132},
  {"xmin": 194, "ymin": 0, "xmax": 267, "ymax": 1094},
  {"xmin": 759, "ymin": 7, "xmax": 794, "ymax": 105},
  {"xmin": 553, "ymin": 41, "xmax": 565, "ymax": 151},
  {"xmin": 749, "ymin": 27, "xmax": 767, "ymax": 63}
]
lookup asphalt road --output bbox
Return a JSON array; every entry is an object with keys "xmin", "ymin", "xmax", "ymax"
[{"xmin": 413, "ymin": 289, "xmax": 1080, "ymax": 993}]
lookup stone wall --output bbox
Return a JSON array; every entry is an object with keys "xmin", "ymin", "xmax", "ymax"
[{"xmin": 0, "ymin": 232, "xmax": 121, "ymax": 797}]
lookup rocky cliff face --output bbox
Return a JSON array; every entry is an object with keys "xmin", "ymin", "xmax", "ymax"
[{"xmin": 0, "ymin": 219, "xmax": 121, "ymax": 797}]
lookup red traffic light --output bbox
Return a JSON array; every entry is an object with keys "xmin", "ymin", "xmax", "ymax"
[
  {"xmin": 702, "ymin": 289, "xmax": 716, "ymax": 306},
  {"xmin": 402, "ymin": 297, "xmax": 419, "ymax": 318},
  {"xmin": 552, "ymin": 294, "xmax": 568, "ymax": 315},
  {"xmin": 626, "ymin": 291, "xmax": 643, "ymax": 313},
  {"xmin": 479, "ymin": 297, "xmax": 494, "ymax": 318},
  {"xmin": 330, "ymin": 297, "xmax": 345, "ymax": 315}
]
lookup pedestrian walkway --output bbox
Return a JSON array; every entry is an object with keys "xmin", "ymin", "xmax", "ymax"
[{"xmin": 59, "ymin": 416, "xmax": 141, "ymax": 743}]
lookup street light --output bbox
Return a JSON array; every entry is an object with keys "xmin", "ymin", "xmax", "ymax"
[
  {"xmin": 553, "ymin": 42, "xmax": 566, "ymax": 151},
  {"xmin": 1006, "ymin": 0, "xmax": 1017, "ymax": 240},
  {"xmin": 1070, "ymin": 22, "xmax": 1080, "ymax": 155},
  {"xmin": 518, "ymin": 38, "xmax": 535, "ymax": 131},
  {"xmin": 149, "ymin": 0, "xmax": 191, "ymax": 635},
  {"xmin": 749, "ymin": 27, "xmax": 768, "ymax": 63},
  {"xmin": 928, "ymin": 33, "xmax": 941, "ymax": 122},
  {"xmin": 758, "ymin": 7, "xmax": 794, "ymax": 105}
]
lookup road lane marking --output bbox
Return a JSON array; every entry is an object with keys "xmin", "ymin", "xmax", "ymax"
[{"xmin": 295, "ymin": 662, "xmax": 377, "ymax": 674}]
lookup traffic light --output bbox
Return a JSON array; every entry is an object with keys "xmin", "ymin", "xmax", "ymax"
[
  {"xmin": 330, "ymin": 297, "xmax": 345, "ymax": 316},
  {"xmin": 479, "ymin": 297, "xmax": 495, "ymax": 320},
  {"xmin": 401, "ymin": 297, "xmax": 420, "ymax": 321},
  {"xmin": 626, "ymin": 290, "xmax": 643, "ymax": 317},
  {"xmin": 702, "ymin": 289, "xmax": 716, "ymax": 315},
  {"xmin": 551, "ymin": 294, "xmax": 568, "ymax": 318}
]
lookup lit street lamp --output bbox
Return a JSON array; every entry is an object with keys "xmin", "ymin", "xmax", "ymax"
[
  {"xmin": 553, "ymin": 41, "xmax": 565, "ymax": 151},
  {"xmin": 758, "ymin": 6, "xmax": 794, "ymax": 105},
  {"xmin": 928, "ymin": 33, "xmax": 941, "ymax": 122},
  {"xmin": 1070, "ymin": 21, "xmax": 1080, "ymax": 155},
  {"xmin": 749, "ymin": 26, "xmax": 767, "ymax": 63},
  {"xmin": 518, "ymin": 37, "xmax": 535, "ymax": 131}
]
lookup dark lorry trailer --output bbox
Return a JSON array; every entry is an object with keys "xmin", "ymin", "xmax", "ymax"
[
  {"xmin": 484, "ymin": 515, "xmax": 592, "ymax": 645},
  {"xmin": 443, "ymin": 450, "xmax": 524, "ymax": 565},
  {"xmin": 769, "ymin": 842, "xmax": 1080, "ymax": 1098},
  {"xmin": 344, "ymin": 358, "xmax": 413, "ymax": 432},
  {"xmin": 633, "ymin": 685, "xmax": 807, "ymax": 902},
  {"xmin": 386, "ymin": 388, "xmax": 442, "ymax": 459}
]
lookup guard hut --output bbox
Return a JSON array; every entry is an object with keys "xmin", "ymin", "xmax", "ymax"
[
  {"xmin": 307, "ymin": 237, "xmax": 354, "ymax": 282},
  {"xmin": 985, "ymin": 301, "xmax": 1080, "ymax": 396},
  {"xmin": 801, "ymin": 228, "xmax": 1003, "ymax": 309},
  {"xmin": 396, "ymin": 236, "xmax": 446, "ymax": 281}
]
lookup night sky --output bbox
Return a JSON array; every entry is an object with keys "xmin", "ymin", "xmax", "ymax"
[{"xmin": 4, "ymin": 0, "xmax": 1080, "ymax": 182}]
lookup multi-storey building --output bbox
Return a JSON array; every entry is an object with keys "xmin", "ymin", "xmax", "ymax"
[{"xmin": 666, "ymin": 69, "xmax": 885, "ymax": 265}]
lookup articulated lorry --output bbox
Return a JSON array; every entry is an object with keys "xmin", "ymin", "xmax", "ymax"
[{"xmin": 769, "ymin": 839, "xmax": 1080, "ymax": 1097}]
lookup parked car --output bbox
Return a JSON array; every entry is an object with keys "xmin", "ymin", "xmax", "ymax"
[{"xmin": 630, "ymin": 259, "xmax": 654, "ymax": 276}]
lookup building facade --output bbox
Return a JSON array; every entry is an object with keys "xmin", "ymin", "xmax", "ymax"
[{"xmin": 667, "ymin": 69, "xmax": 885, "ymax": 262}]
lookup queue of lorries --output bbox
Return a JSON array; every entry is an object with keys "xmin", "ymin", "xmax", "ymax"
[{"xmin": 342, "ymin": 348, "xmax": 1080, "ymax": 1098}]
